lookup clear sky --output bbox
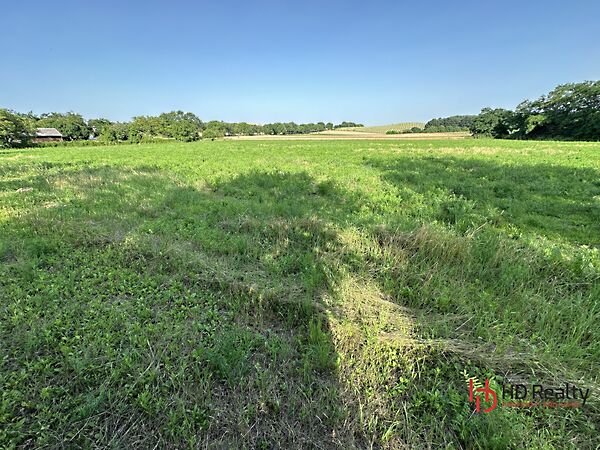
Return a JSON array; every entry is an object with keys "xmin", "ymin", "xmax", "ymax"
[{"xmin": 2, "ymin": 0, "xmax": 599, "ymax": 124}]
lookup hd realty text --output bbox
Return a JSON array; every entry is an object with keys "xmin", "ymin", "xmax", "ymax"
[{"xmin": 502, "ymin": 382, "xmax": 590, "ymax": 406}]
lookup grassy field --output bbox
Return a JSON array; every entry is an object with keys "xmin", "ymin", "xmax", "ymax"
[
  {"xmin": 1, "ymin": 138, "xmax": 599, "ymax": 448},
  {"xmin": 336, "ymin": 122, "xmax": 425, "ymax": 133}
]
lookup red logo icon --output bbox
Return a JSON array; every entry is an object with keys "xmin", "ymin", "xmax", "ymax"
[{"xmin": 469, "ymin": 378, "xmax": 498, "ymax": 413}]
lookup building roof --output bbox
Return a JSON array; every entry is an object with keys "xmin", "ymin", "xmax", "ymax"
[{"xmin": 35, "ymin": 128, "xmax": 62, "ymax": 137}]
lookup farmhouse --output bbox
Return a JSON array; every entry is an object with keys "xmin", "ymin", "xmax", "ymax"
[{"xmin": 33, "ymin": 128, "xmax": 63, "ymax": 143}]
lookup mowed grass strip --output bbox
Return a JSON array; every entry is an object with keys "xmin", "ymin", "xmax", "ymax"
[{"xmin": 1, "ymin": 139, "xmax": 599, "ymax": 448}]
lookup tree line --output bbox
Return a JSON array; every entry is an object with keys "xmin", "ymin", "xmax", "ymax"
[
  {"xmin": 386, "ymin": 80, "xmax": 599, "ymax": 140},
  {"xmin": 386, "ymin": 116, "xmax": 476, "ymax": 134},
  {"xmin": 0, "ymin": 110, "xmax": 365, "ymax": 148},
  {"xmin": 2, "ymin": 80, "xmax": 598, "ymax": 147},
  {"xmin": 470, "ymin": 81, "xmax": 600, "ymax": 140},
  {"xmin": 424, "ymin": 115, "xmax": 475, "ymax": 133},
  {"xmin": 199, "ymin": 120, "xmax": 361, "ymax": 139}
]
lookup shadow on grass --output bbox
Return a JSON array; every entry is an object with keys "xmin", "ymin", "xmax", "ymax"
[
  {"xmin": 2, "ymin": 160, "xmax": 598, "ymax": 449},
  {"xmin": 0, "ymin": 165, "xmax": 370, "ymax": 448},
  {"xmin": 361, "ymin": 154, "xmax": 600, "ymax": 371},
  {"xmin": 365, "ymin": 155, "xmax": 600, "ymax": 245}
]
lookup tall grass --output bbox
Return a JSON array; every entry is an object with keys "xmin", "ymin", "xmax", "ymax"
[{"xmin": 1, "ymin": 138, "xmax": 599, "ymax": 448}]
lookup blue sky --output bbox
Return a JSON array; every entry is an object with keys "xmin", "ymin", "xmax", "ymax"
[{"xmin": 2, "ymin": 0, "xmax": 599, "ymax": 124}]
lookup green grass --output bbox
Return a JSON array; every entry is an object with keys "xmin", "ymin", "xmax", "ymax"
[
  {"xmin": 1, "ymin": 138, "xmax": 599, "ymax": 448},
  {"xmin": 336, "ymin": 122, "xmax": 425, "ymax": 133}
]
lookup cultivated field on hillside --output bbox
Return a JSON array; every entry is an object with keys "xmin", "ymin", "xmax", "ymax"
[
  {"xmin": 1, "ymin": 139, "xmax": 599, "ymax": 448},
  {"xmin": 336, "ymin": 122, "xmax": 425, "ymax": 133}
]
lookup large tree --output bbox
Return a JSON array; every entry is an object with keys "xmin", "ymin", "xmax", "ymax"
[
  {"xmin": 157, "ymin": 111, "xmax": 202, "ymax": 141},
  {"xmin": 88, "ymin": 118, "xmax": 113, "ymax": 138},
  {"xmin": 99, "ymin": 123, "xmax": 129, "ymax": 143},
  {"xmin": 37, "ymin": 112, "xmax": 91, "ymax": 140},
  {"xmin": 0, "ymin": 109, "xmax": 34, "ymax": 148},
  {"xmin": 472, "ymin": 80, "xmax": 600, "ymax": 141},
  {"xmin": 425, "ymin": 115, "xmax": 475, "ymax": 131},
  {"xmin": 470, "ymin": 108, "xmax": 514, "ymax": 138},
  {"xmin": 516, "ymin": 81, "xmax": 600, "ymax": 140}
]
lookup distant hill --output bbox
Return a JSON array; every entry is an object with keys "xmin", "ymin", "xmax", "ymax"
[{"xmin": 336, "ymin": 122, "xmax": 425, "ymax": 134}]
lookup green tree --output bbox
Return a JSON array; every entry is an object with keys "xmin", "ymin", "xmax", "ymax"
[
  {"xmin": 88, "ymin": 118, "xmax": 113, "ymax": 138},
  {"xmin": 232, "ymin": 122, "xmax": 260, "ymax": 136},
  {"xmin": 204, "ymin": 121, "xmax": 230, "ymax": 136},
  {"xmin": 478, "ymin": 81, "xmax": 600, "ymax": 141},
  {"xmin": 157, "ymin": 111, "xmax": 202, "ymax": 141},
  {"xmin": 99, "ymin": 123, "xmax": 129, "ymax": 143},
  {"xmin": 334, "ymin": 121, "xmax": 364, "ymax": 128},
  {"xmin": 37, "ymin": 112, "xmax": 91, "ymax": 140},
  {"xmin": 470, "ymin": 108, "xmax": 513, "ymax": 138},
  {"xmin": 425, "ymin": 115, "xmax": 475, "ymax": 131},
  {"xmin": 516, "ymin": 81, "xmax": 600, "ymax": 140},
  {"xmin": 0, "ymin": 109, "xmax": 34, "ymax": 148},
  {"xmin": 202, "ymin": 128, "xmax": 224, "ymax": 140},
  {"xmin": 128, "ymin": 116, "xmax": 160, "ymax": 143}
]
